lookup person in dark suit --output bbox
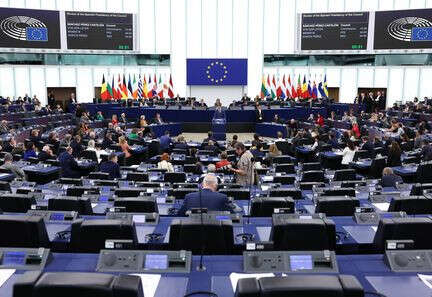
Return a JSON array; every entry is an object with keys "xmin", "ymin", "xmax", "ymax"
[
  {"xmin": 361, "ymin": 136, "xmax": 375, "ymax": 158},
  {"xmin": 177, "ymin": 174, "xmax": 236, "ymax": 216},
  {"xmin": 153, "ymin": 113, "xmax": 164, "ymax": 124},
  {"xmin": 328, "ymin": 133, "xmax": 339, "ymax": 149},
  {"xmin": 173, "ymin": 135, "xmax": 188, "ymax": 150},
  {"xmin": 380, "ymin": 167, "xmax": 403, "ymax": 188},
  {"xmin": 69, "ymin": 93, "xmax": 77, "ymax": 104},
  {"xmin": 159, "ymin": 130, "xmax": 172, "ymax": 152},
  {"xmin": 58, "ymin": 147, "xmax": 82, "ymax": 178},
  {"xmin": 38, "ymin": 145, "xmax": 55, "ymax": 162},
  {"xmin": 102, "ymin": 132, "xmax": 114, "ymax": 150},
  {"xmin": 70, "ymin": 135, "xmax": 83, "ymax": 158},
  {"xmin": 100, "ymin": 153, "xmax": 121, "ymax": 179},
  {"xmin": 48, "ymin": 92, "xmax": 55, "ymax": 108},
  {"xmin": 203, "ymin": 140, "xmax": 219, "ymax": 154},
  {"xmin": 255, "ymin": 105, "xmax": 264, "ymax": 123}
]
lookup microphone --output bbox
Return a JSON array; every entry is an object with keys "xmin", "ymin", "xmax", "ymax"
[{"xmin": 196, "ymin": 183, "xmax": 206, "ymax": 271}]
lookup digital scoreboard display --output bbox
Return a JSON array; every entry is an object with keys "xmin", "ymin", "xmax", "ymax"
[
  {"xmin": 374, "ymin": 9, "xmax": 432, "ymax": 50},
  {"xmin": 301, "ymin": 12, "xmax": 369, "ymax": 50},
  {"xmin": 0, "ymin": 7, "xmax": 61, "ymax": 49},
  {"xmin": 65, "ymin": 11, "xmax": 133, "ymax": 50}
]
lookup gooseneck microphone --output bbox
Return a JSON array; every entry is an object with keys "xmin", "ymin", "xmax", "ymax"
[{"xmin": 197, "ymin": 184, "xmax": 206, "ymax": 271}]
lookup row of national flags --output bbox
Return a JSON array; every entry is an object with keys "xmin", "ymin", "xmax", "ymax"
[
  {"xmin": 101, "ymin": 73, "xmax": 175, "ymax": 101},
  {"xmin": 260, "ymin": 74, "xmax": 329, "ymax": 100}
]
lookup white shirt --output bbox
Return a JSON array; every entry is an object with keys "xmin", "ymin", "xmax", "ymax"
[
  {"xmin": 157, "ymin": 160, "xmax": 174, "ymax": 173},
  {"xmin": 342, "ymin": 147, "xmax": 356, "ymax": 165}
]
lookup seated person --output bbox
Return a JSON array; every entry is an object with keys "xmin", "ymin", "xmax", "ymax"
[
  {"xmin": 421, "ymin": 140, "xmax": 432, "ymax": 161},
  {"xmin": 119, "ymin": 136, "xmax": 133, "ymax": 164},
  {"xmin": 380, "ymin": 167, "xmax": 403, "ymax": 188},
  {"xmin": 328, "ymin": 133, "xmax": 339, "ymax": 149},
  {"xmin": 153, "ymin": 113, "xmax": 164, "ymax": 124},
  {"xmin": 23, "ymin": 142, "xmax": 37, "ymax": 161},
  {"xmin": 159, "ymin": 130, "xmax": 172, "ymax": 152},
  {"xmin": 2, "ymin": 137, "xmax": 16, "ymax": 153},
  {"xmin": 95, "ymin": 111, "xmax": 104, "ymax": 121},
  {"xmin": 316, "ymin": 113, "xmax": 324, "ymax": 127},
  {"xmin": 85, "ymin": 140, "xmax": 101, "ymax": 163},
  {"xmin": 204, "ymin": 140, "xmax": 219, "ymax": 153},
  {"xmin": 273, "ymin": 114, "xmax": 282, "ymax": 124},
  {"xmin": 111, "ymin": 114, "xmax": 119, "ymax": 126},
  {"xmin": 227, "ymin": 135, "xmax": 238, "ymax": 149},
  {"xmin": 0, "ymin": 120, "xmax": 9, "ymax": 134},
  {"xmin": 100, "ymin": 152, "xmax": 121, "ymax": 179},
  {"xmin": 216, "ymin": 152, "xmax": 232, "ymax": 170},
  {"xmin": 58, "ymin": 147, "xmax": 82, "ymax": 178},
  {"xmin": 387, "ymin": 141, "xmax": 402, "ymax": 167},
  {"xmin": 177, "ymin": 174, "xmax": 236, "ymax": 216},
  {"xmin": 274, "ymin": 131, "xmax": 285, "ymax": 142},
  {"xmin": 38, "ymin": 145, "xmax": 55, "ymax": 162},
  {"xmin": 203, "ymin": 131, "xmax": 216, "ymax": 143},
  {"xmin": 119, "ymin": 113, "xmax": 127, "ymax": 124},
  {"xmin": 11, "ymin": 142, "xmax": 24, "ymax": 156},
  {"xmin": 157, "ymin": 152, "xmax": 174, "ymax": 172},
  {"xmin": 0, "ymin": 153, "xmax": 25, "ymax": 179},
  {"xmin": 102, "ymin": 132, "xmax": 114, "ymax": 150},
  {"xmin": 173, "ymin": 135, "xmax": 188, "ymax": 150},
  {"xmin": 250, "ymin": 140, "xmax": 265, "ymax": 159},
  {"xmin": 70, "ymin": 135, "xmax": 83, "ymax": 158},
  {"xmin": 287, "ymin": 119, "xmax": 298, "ymax": 138},
  {"xmin": 310, "ymin": 136, "xmax": 320, "ymax": 152},
  {"xmin": 128, "ymin": 128, "xmax": 139, "ymax": 140}
]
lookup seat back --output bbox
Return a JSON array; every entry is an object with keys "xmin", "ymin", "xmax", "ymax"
[
  {"xmin": 388, "ymin": 197, "xmax": 432, "ymax": 215},
  {"xmin": 369, "ymin": 157, "xmax": 387, "ymax": 178},
  {"xmin": 302, "ymin": 162, "xmax": 321, "ymax": 171},
  {"xmin": 113, "ymin": 198, "xmax": 158, "ymax": 213},
  {"xmin": 0, "ymin": 194, "xmax": 36, "ymax": 213},
  {"xmin": 81, "ymin": 150, "xmax": 98, "ymax": 163},
  {"xmin": 315, "ymin": 196, "xmax": 360, "ymax": 216},
  {"xmin": 333, "ymin": 169, "xmax": 356, "ymax": 181},
  {"xmin": 164, "ymin": 172, "xmax": 186, "ymax": 183},
  {"xmin": 271, "ymin": 217, "xmax": 336, "ymax": 251},
  {"xmin": 66, "ymin": 187, "xmax": 100, "ymax": 196},
  {"xmin": 126, "ymin": 172, "xmax": 149, "ymax": 182},
  {"xmin": 0, "ymin": 215, "xmax": 50, "ymax": 248},
  {"xmin": 353, "ymin": 150, "xmax": 369, "ymax": 161},
  {"xmin": 88, "ymin": 172, "xmax": 110, "ymax": 180},
  {"xmin": 71, "ymin": 219, "xmax": 138, "ymax": 253},
  {"xmin": 250, "ymin": 197, "xmax": 295, "ymax": 217},
  {"xmin": 48, "ymin": 197, "xmax": 93, "ymax": 215},
  {"xmin": 168, "ymin": 218, "xmax": 234, "ymax": 255},
  {"xmin": 416, "ymin": 163, "xmax": 432, "ymax": 183},
  {"xmin": 373, "ymin": 217, "xmax": 432, "ymax": 251},
  {"xmin": 301, "ymin": 170, "xmax": 325, "ymax": 182},
  {"xmin": 275, "ymin": 163, "xmax": 295, "ymax": 174},
  {"xmin": 269, "ymin": 189, "xmax": 302, "ymax": 200}
]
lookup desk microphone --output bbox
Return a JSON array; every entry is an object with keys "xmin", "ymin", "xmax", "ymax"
[{"xmin": 197, "ymin": 183, "xmax": 206, "ymax": 271}]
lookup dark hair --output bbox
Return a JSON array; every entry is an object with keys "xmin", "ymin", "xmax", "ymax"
[
  {"xmin": 26, "ymin": 141, "xmax": 34, "ymax": 151},
  {"xmin": 389, "ymin": 141, "xmax": 401, "ymax": 155},
  {"xmin": 165, "ymin": 130, "xmax": 170, "ymax": 135},
  {"xmin": 233, "ymin": 135, "xmax": 238, "ymax": 140},
  {"xmin": 253, "ymin": 133, "xmax": 259, "ymax": 141},
  {"xmin": 220, "ymin": 151, "xmax": 227, "ymax": 159},
  {"xmin": 347, "ymin": 140, "xmax": 355, "ymax": 151},
  {"xmin": 108, "ymin": 152, "xmax": 117, "ymax": 161},
  {"xmin": 208, "ymin": 131, "xmax": 213, "ymax": 137},
  {"xmin": 234, "ymin": 142, "xmax": 245, "ymax": 151}
]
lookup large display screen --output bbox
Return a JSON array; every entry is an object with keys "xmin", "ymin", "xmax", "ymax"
[
  {"xmin": 65, "ymin": 11, "xmax": 133, "ymax": 50},
  {"xmin": 374, "ymin": 9, "xmax": 432, "ymax": 50},
  {"xmin": 301, "ymin": 12, "xmax": 369, "ymax": 50},
  {"xmin": 0, "ymin": 7, "xmax": 61, "ymax": 49}
]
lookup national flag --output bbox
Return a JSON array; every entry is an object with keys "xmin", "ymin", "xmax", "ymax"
[
  {"xmin": 137, "ymin": 74, "xmax": 143, "ymax": 99},
  {"xmin": 143, "ymin": 75, "xmax": 148, "ymax": 99},
  {"xmin": 168, "ymin": 74, "xmax": 174, "ymax": 98},
  {"xmin": 121, "ymin": 74, "xmax": 128, "ymax": 99},
  {"xmin": 147, "ymin": 74, "xmax": 153, "ymax": 98},
  {"xmin": 260, "ymin": 75, "xmax": 268, "ymax": 99},
  {"xmin": 323, "ymin": 75, "xmax": 329, "ymax": 98},
  {"xmin": 288, "ymin": 75, "xmax": 296, "ymax": 98},
  {"xmin": 307, "ymin": 80, "xmax": 312, "ymax": 98},
  {"xmin": 282, "ymin": 74, "xmax": 289, "ymax": 98},
  {"xmin": 132, "ymin": 74, "xmax": 138, "ymax": 99},
  {"xmin": 100, "ymin": 74, "xmax": 109, "ymax": 101},
  {"xmin": 312, "ymin": 81, "xmax": 318, "ymax": 99},
  {"xmin": 296, "ymin": 75, "xmax": 302, "ymax": 99},
  {"xmin": 152, "ymin": 74, "xmax": 158, "ymax": 97},
  {"xmin": 107, "ymin": 75, "xmax": 115, "ymax": 99},
  {"xmin": 276, "ymin": 76, "xmax": 283, "ymax": 98},
  {"xmin": 301, "ymin": 75, "xmax": 309, "ymax": 98},
  {"xmin": 127, "ymin": 74, "xmax": 133, "ymax": 98},
  {"xmin": 116, "ymin": 74, "xmax": 122, "ymax": 100},
  {"xmin": 157, "ymin": 74, "xmax": 163, "ymax": 98}
]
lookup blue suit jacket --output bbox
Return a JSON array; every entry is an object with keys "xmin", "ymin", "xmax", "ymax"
[
  {"xmin": 380, "ymin": 174, "xmax": 403, "ymax": 188},
  {"xmin": 100, "ymin": 161, "xmax": 121, "ymax": 179},
  {"xmin": 58, "ymin": 152, "xmax": 81, "ymax": 178},
  {"xmin": 159, "ymin": 135, "xmax": 172, "ymax": 150},
  {"xmin": 178, "ymin": 189, "xmax": 233, "ymax": 216}
]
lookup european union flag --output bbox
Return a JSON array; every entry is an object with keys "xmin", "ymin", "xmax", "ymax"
[
  {"xmin": 26, "ymin": 27, "xmax": 48, "ymax": 41},
  {"xmin": 412, "ymin": 27, "xmax": 432, "ymax": 41},
  {"xmin": 187, "ymin": 59, "xmax": 247, "ymax": 86}
]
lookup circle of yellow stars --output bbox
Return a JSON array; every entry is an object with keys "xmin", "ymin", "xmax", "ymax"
[{"xmin": 206, "ymin": 61, "xmax": 228, "ymax": 84}]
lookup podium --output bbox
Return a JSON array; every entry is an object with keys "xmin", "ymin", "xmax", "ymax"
[{"xmin": 212, "ymin": 109, "xmax": 226, "ymax": 141}]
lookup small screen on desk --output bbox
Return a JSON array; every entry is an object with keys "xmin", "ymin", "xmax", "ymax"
[
  {"xmin": 50, "ymin": 213, "xmax": 65, "ymax": 221},
  {"xmin": 99, "ymin": 196, "xmax": 109, "ymax": 202},
  {"xmin": 144, "ymin": 254, "xmax": 168, "ymax": 270},
  {"xmin": 290, "ymin": 255, "xmax": 313, "ymax": 271},
  {"xmin": 215, "ymin": 215, "xmax": 230, "ymax": 220},
  {"xmin": 3, "ymin": 251, "xmax": 26, "ymax": 266}
]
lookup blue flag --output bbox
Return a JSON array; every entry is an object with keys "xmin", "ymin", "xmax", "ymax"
[
  {"xmin": 412, "ymin": 27, "xmax": 432, "ymax": 41},
  {"xmin": 187, "ymin": 59, "xmax": 247, "ymax": 85},
  {"xmin": 26, "ymin": 27, "xmax": 48, "ymax": 41}
]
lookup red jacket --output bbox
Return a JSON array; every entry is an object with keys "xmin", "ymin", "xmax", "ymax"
[{"xmin": 316, "ymin": 116, "xmax": 324, "ymax": 127}]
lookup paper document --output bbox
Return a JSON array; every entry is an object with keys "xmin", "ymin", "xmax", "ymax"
[
  {"xmin": 372, "ymin": 202, "xmax": 389, "ymax": 212},
  {"xmin": 91, "ymin": 203, "xmax": 98, "ymax": 208},
  {"xmin": 418, "ymin": 274, "xmax": 432, "ymax": 289},
  {"xmin": 229, "ymin": 273, "xmax": 274, "ymax": 291},
  {"xmin": 0, "ymin": 269, "xmax": 15, "ymax": 288},
  {"xmin": 371, "ymin": 226, "xmax": 378, "ymax": 232},
  {"xmin": 130, "ymin": 274, "xmax": 161, "ymax": 297}
]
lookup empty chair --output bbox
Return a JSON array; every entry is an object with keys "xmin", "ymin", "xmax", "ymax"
[
  {"xmin": 275, "ymin": 163, "xmax": 295, "ymax": 174},
  {"xmin": 164, "ymin": 172, "xmax": 186, "ymax": 183},
  {"xmin": 113, "ymin": 198, "xmax": 158, "ymax": 213},
  {"xmin": 302, "ymin": 162, "xmax": 321, "ymax": 171},
  {"xmin": 300, "ymin": 170, "xmax": 325, "ymax": 183},
  {"xmin": 0, "ymin": 181, "xmax": 11, "ymax": 192},
  {"xmin": 12, "ymin": 271, "xmax": 144, "ymax": 297},
  {"xmin": 88, "ymin": 172, "xmax": 110, "ymax": 180},
  {"xmin": 114, "ymin": 188, "xmax": 147, "ymax": 197},
  {"xmin": 275, "ymin": 141, "xmax": 290, "ymax": 155},
  {"xmin": 58, "ymin": 178, "xmax": 83, "ymax": 186},
  {"xmin": 81, "ymin": 150, "xmax": 98, "ymax": 163},
  {"xmin": 299, "ymin": 182, "xmax": 325, "ymax": 190},
  {"xmin": 341, "ymin": 181, "xmax": 366, "ymax": 188},
  {"xmin": 272, "ymin": 175, "xmax": 295, "ymax": 185},
  {"xmin": 0, "ymin": 215, "xmax": 50, "ymax": 248},
  {"xmin": 71, "ymin": 219, "xmax": 138, "ymax": 253},
  {"xmin": 234, "ymin": 275, "xmax": 363, "ymax": 297},
  {"xmin": 0, "ymin": 194, "xmax": 36, "ymax": 213},
  {"xmin": 271, "ymin": 217, "xmax": 336, "ymax": 251},
  {"xmin": 48, "ymin": 197, "xmax": 93, "ymax": 215},
  {"xmin": 373, "ymin": 217, "xmax": 432, "ymax": 251},
  {"xmin": 269, "ymin": 189, "xmax": 302, "ymax": 200},
  {"xmin": 333, "ymin": 169, "xmax": 356, "ymax": 181},
  {"xmin": 388, "ymin": 196, "xmax": 432, "ymax": 215},
  {"xmin": 410, "ymin": 183, "xmax": 432, "ymax": 196},
  {"xmin": 220, "ymin": 189, "xmax": 250, "ymax": 200},
  {"xmin": 167, "ymin": 188, "xmax": 196, "ymax": 199},
  {"xmin": 368, "ymin": 157, "xmax": 387, "ymax": 179},
  {"xmin": 416, "ymin": 163, "xmax": 432, "ymax": 184},
  {"xmin": 172, "ymin": 183, "xmax": 198, "ymax": 189},
  {"xmin": 66, "ymin": 187, "xmax": 100, "ymax": 196},
  {"xmin": 169, "ymin": 218, "xmax": 234, "ymax": 255},
  {"xmin": 250, "ymin": 197, "xmax": 295, "ymax": 217},
  {"xmin": 353, "ymin": 150, "xmax": 370, "ymax": 161},
  {"xmin": 315, "ymin": 196, "xmax": 360, "ymax": 216},
  {"xmin": 126, "ymin": 172, "xmax": 149, "ymax": 182},
  {"xmin": 93, "ymin": 180, "xmax": 119, "ymax": 187},
  {"xmin": 321, "ymin": 188, "xmax": 356, "ymax": 197},
  {"xmin": 273, "ymin": 156, "xmax": 294, "ymax": 164}
]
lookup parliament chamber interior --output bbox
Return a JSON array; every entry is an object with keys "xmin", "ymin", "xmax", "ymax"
[{"xmin": 2, "ymin": 1, "xmax": 432, "ymax": 297}]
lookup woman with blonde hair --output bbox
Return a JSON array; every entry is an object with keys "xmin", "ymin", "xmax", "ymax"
[{"xmin": 158, "ymin": 153, "xmax": 174, "ymax": 172}]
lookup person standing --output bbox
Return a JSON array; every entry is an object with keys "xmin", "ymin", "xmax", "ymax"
[{"xmin": 231, "ymin": 142, "xmax": 254, "ymax": 186}]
